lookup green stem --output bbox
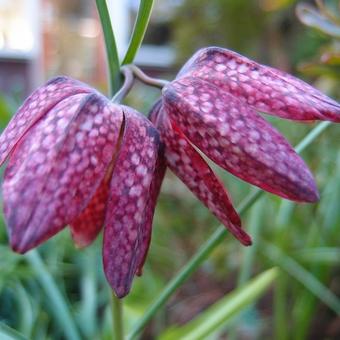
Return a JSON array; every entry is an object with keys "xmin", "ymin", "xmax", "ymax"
[
  {"xmin": 112, "ymin": 65, "xmax": 168, "ymax": 103},
  {"xmin": 122, "ymin": 0, "xmax": 155, "ymax": 65},
  {"xmin": 112, "ymin": 66, "xmax": 135, "ymax": 104},
  {"xmin": 112, "ymin": 294, "xmax": 124, "ymax": 340},
  {"xmin": 237, "ymin": 200, "xmax": 265, "ymax": 287},
  {"xmin": 274, "ymin": 274, "xmax": 288, "ymax": 340},
  {"xmin": 96, "ymin": 2, "xmax": 125, "ymax": 338},
  {"xmin": 127, "ymin": 122, "xmax": 332, "ymax": 340},
  {"xmin": 123, "ymin": 64, "xmax": 169, "ymax": 88},
  {"xmin": 96, "ymin": 0, "xmax": 121, "ymax": 95},
  {"xmin": 294, "ymin": 121, "xmax": 330, "ymax": 153}
]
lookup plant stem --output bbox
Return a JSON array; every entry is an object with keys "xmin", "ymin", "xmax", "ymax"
[
  {"xmin": 112, "ymin": 65, "xmax": 168, "ymax": 103},
  {"xmin": 112, "ymin": 293, "xmax": 124, "ymax": 340},
  {"xmin": 112, "ymin": 66, "xmax": 135, "ymax": 103},
  {"xmin": 127, "ymin": 122, "xmax": 333, "ymax": 340},
  {"xmin": 123, "ymin": 64, "xmax": 169, "ymax": 88},
  {"xmin": 95, "ymin": 2, "xmax": 124, "ymax": 338},
  {"xmin": 122, "ymin": 0, "xmax": 155, "ymax": 65},
  {"xmin": 96, "ymin": 0, "xmax": 121, "ymax": 95}
]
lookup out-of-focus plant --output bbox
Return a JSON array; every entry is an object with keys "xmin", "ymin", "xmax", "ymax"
[{"xmin": 297, "ymin": 0, "xmax": 340, "ymax": 86}]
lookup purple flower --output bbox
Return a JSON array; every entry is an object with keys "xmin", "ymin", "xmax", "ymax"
[
  {"xmin": 150, "ymin": 47, "xmax": 340, "ymax": 245},
  {"xmin": 0, "ymin": 76, "xmax": 165, "ymax": 297},
  {"xmin": 1, "ymin": 47, "xmax": 339, "ymax": 298}
]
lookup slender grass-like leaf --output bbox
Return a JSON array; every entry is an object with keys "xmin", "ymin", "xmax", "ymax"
[
  {"xmin": 122, "ymin": 0, "xmax": 154, "ymax": 64},
  {"xmin": 95, "ymin": 0, "xmax": 121, "ymax": 95},
  {"xmin": 273, "ymin": 200, "xmax": 295, "ymax": 340},
  {"xmin": 237, "ymin": 200, "xmax": 265, "ymax": 286},
  {"xmin": 292, "ymin": 270, "xmax": 321, "ymax": 340},
  {"xmin": 228, "ymin": 200, "xmax": 266, "ymax": 340},
  {"xmin": 79, "ymin": 249, "xmax": 98, "ymax": 338},
  {"xmin": 159, "ymin": 268, "xmax": 278, "ymax": 340},
  {"xmin": 25, "ymin": 250, "xmax": 81, "ymax": 340},
  {"xmin": 262, "ymin": 242, "xmax": 340, "ymax": 314},
  {"xmin": 295, "ymin": 247, "xmax": 340, "ymax": 264},
  {"xmin": 14, "ymin": 284, "xmax": 34, "ymax": 336},
  {"xmin": 0, "ymin": 322, "xmax": 27, "ymax": 340}
]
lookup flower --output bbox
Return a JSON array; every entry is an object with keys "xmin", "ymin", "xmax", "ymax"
[
  {"xmin": 150, "ymin": 47, "xmax": 340, "ymax": 245},
  {"xmin": 0, "ymin": 76, "xmax": 165, "ymax": 298}
]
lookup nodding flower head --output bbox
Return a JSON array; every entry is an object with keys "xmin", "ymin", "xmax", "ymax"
[
  {"xmin": 0, "ymin": 76, "xmax": 165, "ymax": 298},
  {"xmin": 150, "ymin": 47, "xmax": 340, "ymax": 246},
  {"xmin": 1, "ymin": 47, "xmax": 339, "ymax": 298}
]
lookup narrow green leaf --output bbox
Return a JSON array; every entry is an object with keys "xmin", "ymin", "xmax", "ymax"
[
  {"xmin": 295, "ymin": 247, "xmax": 340, "ymax": 264},
  {"xmin": 294, "ymin": 121, "xmax": 330, "ymax": 153},
  {"xmin": 292, "ymin": 271, "xmax": 322, "ymax": 340},
  {"xmin": 15, "ymin": 284, "xmax": 34, "ymax": 336},
  {"xmin": 272, "ymin": 200, "xmax": 294, "ymax": 340},
  {"xmin": 159, "ymin": 268, "xmax": 278, "ymax": 340},
  {"xmin": 0, "ymin": 322, "xmax": 27, "ymax": 340},
  {"xmin": 274, "ymin": 273, "xmax": 289, "ymax": 340},
  {"xmin": 79, "ymin": 249, "xmax": 98, "ymax": 337},
  {"xmin": 25, "ymin": 250, "xmax": 81, "ymax": 340},
  {"xmin": 237, "ymin": 200, "xmax": 265, "ymax": 286},
  {"xmin": 262, "ymin": 242, "xmax": 340, "ymax": 314},
  {"xmin": 0, "ymin": 95, "xmax": 13, "ymax": 128},
  {"xmin": 95, "ymin": 0, "xmax": 121, "ymax": 95},
  {"xmin": 122, "ymin": 0, "xmax": 154, "ymax": 65}
]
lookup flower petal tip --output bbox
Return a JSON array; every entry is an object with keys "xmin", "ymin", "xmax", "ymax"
[
  {"xmin": 9, "ymin": 237, "xmax": 32, "ymax": 254},
  {"xmin": 304, "ymin": 187, "xmax": 320, "ymax": 203},
  {"xmin": 232, "ymin": 227, "xmax": 252, "ymax": 246},
  {"xmin": 71, "ymin": 238, "xmax": 89, "ymax": 250},
  {"xmin": 113, "ymin": 286, "xmax": 130, "ymax": 299},
  {"xmin": 292, "ymin": 175, "xmax": 319, "ymax": 203},
  {"xmin": 103, "ymin": 261, "xmax": 133, "ymax": 299},
  {"xmin": 242, "ymin": 234, "xmax": 253, "ymax": 247}
]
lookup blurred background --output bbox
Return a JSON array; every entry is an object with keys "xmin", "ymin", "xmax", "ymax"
[{"xmin": 0, "ymin": 0, "xmax": 339, "ymax": 339}]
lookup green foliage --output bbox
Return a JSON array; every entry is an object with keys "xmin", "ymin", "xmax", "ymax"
[
  {"xmin": 160, "ymin": 268, "xmax": 279, "ymax": 340},
  {"xmin": 172, "ymin": 0, "xmax": 268, "ymax": 64}
]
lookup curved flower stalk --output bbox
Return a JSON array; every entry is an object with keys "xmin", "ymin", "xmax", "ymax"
[
  {"xmin": 0, "ymin": 76, "xmax": 164, "ymax": 298},
  {"xmin": 151, "ymin": 47, "xmax": 340, "ymax": 245}
]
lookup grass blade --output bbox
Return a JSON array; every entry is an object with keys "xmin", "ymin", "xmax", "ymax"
[
  {"xmin": 122, "ymin": 0, "xmax": 154, "ymax": 64},
  {"xmin": 25, "ymin": 250, "xmax": 81, "ymax": 340},
  {"xmin": 262, "ymin": 242, "xmax": 340, "ymax": 314},
  {"xmin": 295, "ymin": 247, "xmax": 340, "ymax": 264},
  {"xmin": 96, "ymin": 0, "xmax": 121, "ymax": 95},
  {"xmin": 0, "ymin": 322, "xmax": 27, "ymax": 340},
  {"xmin": 159, "ymin": 268, "xmax": 279, "ymax": 340}
]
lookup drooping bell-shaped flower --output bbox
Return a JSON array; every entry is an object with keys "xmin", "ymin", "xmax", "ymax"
[
  {"xmin": 0, "ymin": 76, "xmax": 165, "ymax": 297},
  {"xmin": 151, "ymin": 47, "xmax": 340, "ymax": 245}
]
